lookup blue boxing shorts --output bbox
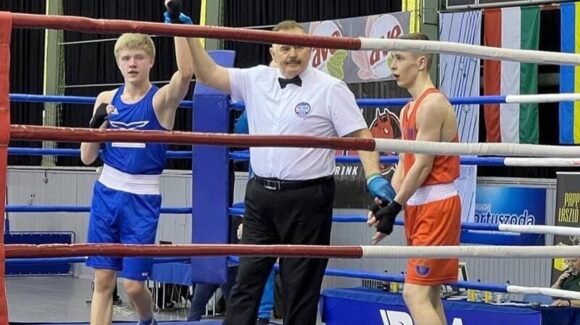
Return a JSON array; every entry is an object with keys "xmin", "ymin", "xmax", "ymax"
[{"xmin": 86, "ymin": 181, "xmax": 161, "ymax": 281}]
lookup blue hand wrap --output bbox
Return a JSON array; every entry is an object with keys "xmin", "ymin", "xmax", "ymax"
[
  {"xmin": 164, "ymin": 12, "xmax": 193, "ymax": 24},
  {"xmin": 367, "ymin": 174, "xmax": 396, "ymax": 202},
  {"xmin": 164, "ymin": 0, "xmax": 192, "ymax": 24}
]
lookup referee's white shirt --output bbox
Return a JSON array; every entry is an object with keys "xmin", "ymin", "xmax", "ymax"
[{"xmin": 229, "ymin": 65, "xmax": 367, "ymax": 180}]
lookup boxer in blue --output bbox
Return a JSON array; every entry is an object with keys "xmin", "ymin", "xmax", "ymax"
[{"xmin": 79, "ymin": 3, "xmax": 194, "ymax": 324}]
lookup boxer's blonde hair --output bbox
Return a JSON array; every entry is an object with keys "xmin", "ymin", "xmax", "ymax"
[{"xmin": 114, "ymin": 33, "xmax": 156, "ymax": 61}]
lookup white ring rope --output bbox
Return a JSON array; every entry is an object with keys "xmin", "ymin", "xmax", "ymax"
[
  {"xmin": 498, "ymin": 224, "xmax": 580, "ymax": 237},
  {"xmin": 375, "ymin": 139, "xmax": 580, "ymax": 158},
  {"xmin": 505, "ymin": 93, "xmax": 580, "ymax": 104},
  {"xmin": 504, "ymin": 158, "xmax": 580, "ymax": 167},
  {"xmin": 361, "ymin": 246, "xmax": 580, "ymax": 259},
  {"xmin": 508, "ymin": 285, "xmax": 580, "ymax": 301},
  {"xmin": 359, "ymin": 38, "xmax": 580, "ymax": 66}
]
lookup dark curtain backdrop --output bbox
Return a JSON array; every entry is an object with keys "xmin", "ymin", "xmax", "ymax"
[
  {"xmin": 1, "ymin": 1, "xmax": 46, "ymax": 166},
  {"xmin": 60, "ymin": 0, "xmax": 201, "ymax": 169}
]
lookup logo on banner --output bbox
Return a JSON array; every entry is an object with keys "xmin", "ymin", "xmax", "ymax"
[
  {"xmin": 558, "ymin": 192, "xmax": 580, "ymax": 223},
  {"xmin": 309, "ymin": 21, "xmax": 348, "ymax": 80},
  {"xmin": 352, "ymin": 14, "xmax": 403, "ymax": 80},
  {"xmin": 335, "ymin": 108, "xmax": 401, "ymax": 177},
  {"xmin": 474, "ymin": 206, "xmax": 537, "ymax": 225},
  {"xmin": 369, "ymin": 108, "xmax": 401, "ymax": 176},
  {"xmin": 379, "ymin": 310, "xmax": 465, "ymax": 325}
]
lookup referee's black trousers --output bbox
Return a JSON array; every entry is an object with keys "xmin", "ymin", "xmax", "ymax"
[{"xmin": 224, "ymin": 176, "xmax": 335, "ymax": 325}]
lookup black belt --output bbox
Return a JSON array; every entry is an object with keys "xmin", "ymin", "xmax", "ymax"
[{"xmin": 253, "ymin": 175, "xmax": 333, "ymax": 191}]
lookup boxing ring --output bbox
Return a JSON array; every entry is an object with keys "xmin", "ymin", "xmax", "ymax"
[{"xmin": 2, "ymin": 9, "xmax": 580, "ymax": 325}]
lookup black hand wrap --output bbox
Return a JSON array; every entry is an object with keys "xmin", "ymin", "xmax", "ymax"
[
  {"xmin": 89, "ymin": 103, "xmax": 109, "ymax": 129},
  {"xmin": 369, "ymin": 200, "xmax": 389, "ymax": 216},
  {"xmin": 374, "ymin": 201, "xmax": 403, "ymax": 235},
  {"xmin": 166, "ymin": 0, "xmax": 183, "ymax": 24}
]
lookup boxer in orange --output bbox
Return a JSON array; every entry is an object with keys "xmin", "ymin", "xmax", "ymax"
[{"xmin": 368, "ymin": 33, "xmax": 461, "ymax": 325}]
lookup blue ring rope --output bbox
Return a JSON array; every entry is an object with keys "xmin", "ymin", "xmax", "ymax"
[
  {"xmin": 3, "ymin": 255, "xmax": 508, "ymax": 292},
  {"xmin": 230, "ymin": 95, "xmax": 508, "ymax": 109},
  {"xmin": 10, "ymin": 93, "xmax": 194, "ymax": 109},
  {"xmin": 10, "ymin": 93, "xmax": 508, "ymax": 110},
  {"xmin": 229, "ymin": 208, "xmax": 502, "ymax": 232},
  {"xmin": 8, "ymin": 147, "xmax": 507, "ymax": 166},
  {"xmin": 4, "ymin": 205, "xmax": 502, "ymax": 232},
  {"xmin": 5, "ymin": 205, "xmax": 191, "ymax": 214},
  {"xmin": 226, "ymin": 256, "xmax": 506, "ymax": 292},
  {"xmin": 230, "ymin": 151, "xmax": 506, "ymax": 166}
]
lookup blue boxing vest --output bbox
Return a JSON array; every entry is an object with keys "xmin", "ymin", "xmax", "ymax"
[{"xmin": 101, "ymin": 85, "xmax": 168, "ymax": 175}]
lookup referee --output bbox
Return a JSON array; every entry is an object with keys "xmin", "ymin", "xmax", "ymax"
[{"xmin": 184, "ymin": 15, "xmax": 395, "ymax": 325}]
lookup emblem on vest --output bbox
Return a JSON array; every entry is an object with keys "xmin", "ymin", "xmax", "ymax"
[
  {"xmin": 109, "ymin": 120, "xmax": 150, "ymax": 130},
  {"xmin": 294, "ymin": 102, "xmax": 312, "ymax": 116},
  {"xmin": 415, "ymin": 264, "xmax": 430, "ymax": 277},
  {"xmin": 109, "ymin": 105, "xmax": 119, "ymax": 115}
]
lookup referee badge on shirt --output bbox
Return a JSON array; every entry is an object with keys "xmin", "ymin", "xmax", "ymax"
[{"xmin": 294, "ymin": 102, "xmax": 312, "ymax": 116}]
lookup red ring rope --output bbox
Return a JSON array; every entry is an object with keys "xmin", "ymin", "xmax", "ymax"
[
  {"xmin": 9, "ymin": 12, "xmax": 361, "ymax": 50},
  {"xmin": 10, "ymin": 125, "xmax": 377, "ymax": 151},
  {"xmin": 5, "ymin": 244, "xmax": 364, "ymax": 259}
]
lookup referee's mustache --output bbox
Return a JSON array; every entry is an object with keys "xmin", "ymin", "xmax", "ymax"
[{"xmin": 286, "ymin": 58, "xmax": 301, "ymax": 65}]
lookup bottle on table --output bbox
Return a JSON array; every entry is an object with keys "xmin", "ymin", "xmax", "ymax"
[
  {"xmin": 467, "ymin": 288, "xmax": 477, "ymax": 302},
  {"xmin": 504, "ymin": 281, "xmax": 512, "ymax": 303},
  {"xmin": 390, "ymin": 281, "xmax": 399, "ymax": 293},
  {"xmin": 475, "ymin": 279, "xmax": 482, "ymax": 302},
  {"xmin": 398, "ymin": 271, "xmax": 405, "ymax": 293},
  {"xmin": 483, "ymin": 290, "xmax": 493, "ymax": 303},
  {"xmin": 382, "ymin": 270, "xmax": 390, "ymax": 292}
]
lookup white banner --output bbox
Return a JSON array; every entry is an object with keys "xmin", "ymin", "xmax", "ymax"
[{"xmin": 439, "ymin": 10, "xmax": 481, "ymax": 223}]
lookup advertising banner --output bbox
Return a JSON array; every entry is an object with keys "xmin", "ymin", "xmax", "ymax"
[
  {"xmin": 303, "ymin": 12, "xmax": 410, "ymax": 84},
  {"xmin": 551, "ymin": 172, "xmax": 580, "ymax": 284},
  {"xmin": 322, "ymin": 288, "xmax": 542, "ymax": 325},
  {"xmin": 461, "ymin": 185, "xmax": 546, "ymax": 245}
]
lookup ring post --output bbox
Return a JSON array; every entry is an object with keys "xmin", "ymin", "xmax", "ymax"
[
  {"xmin": 191, "ymin": 50, "xmax": 235, "ymax": 284},
  {"xmin": 0, "ymin": 12, "xmax": 12, "ymax": 325}
]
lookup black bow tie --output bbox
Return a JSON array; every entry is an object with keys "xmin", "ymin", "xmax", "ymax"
[{"xmin": 278, "ymin": 76, "xmax": 302, "ymax": 89}]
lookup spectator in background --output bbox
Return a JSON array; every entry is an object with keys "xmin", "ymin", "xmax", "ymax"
[{"xmin": 552, "ymin": 258, "xmax": 580, "ymax": 307}]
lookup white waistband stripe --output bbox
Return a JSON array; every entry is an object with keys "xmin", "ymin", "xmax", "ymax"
[
  {"xmin": 98, "ymin": 164, "xmax": 160, "ymax": 195},
  {"xmin": 407, "ymin": 183, "xmax": 457, "ymax": 206}
]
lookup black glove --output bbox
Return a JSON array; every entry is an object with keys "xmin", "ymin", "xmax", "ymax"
[
  {"xmin": 374, "ymin": 201, "xmax": 403, "ymax": 235},
  {"xmin": 369, "ymin": 199, "xmax": 389, "ymax": 216},
  {"xmin": 89, "ymin": 103, "xmax": 109, "ymax": 129}
]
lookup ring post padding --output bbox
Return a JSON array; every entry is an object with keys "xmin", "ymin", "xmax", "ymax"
[{"xmin": 191, "ymin": 50, "xmax": 235, "ymax": 284}]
